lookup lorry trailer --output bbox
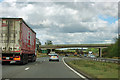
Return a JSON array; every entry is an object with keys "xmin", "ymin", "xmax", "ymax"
[{"xmin": 0, "ymin": 18, "xmax": 36, "ymax": 64}]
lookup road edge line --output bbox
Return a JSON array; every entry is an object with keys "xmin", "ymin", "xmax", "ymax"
[{"xmin": 62, "ymin": 57, "xmax": 89, "ymax": 80}]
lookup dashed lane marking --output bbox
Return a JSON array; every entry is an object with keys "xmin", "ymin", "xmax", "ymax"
[{"xmin": 25, "ymin": 67, "xmax": 30, "ymax": 71}]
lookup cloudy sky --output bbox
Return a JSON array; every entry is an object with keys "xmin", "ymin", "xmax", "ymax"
[{"xmin": 0, "ymin": 0, "xmax": 119, "ymax": 45}]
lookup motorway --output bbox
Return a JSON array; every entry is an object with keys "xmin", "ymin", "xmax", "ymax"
[{"xmin": 2, "ymin": 56, "xmax": 85, "ymax": 79}]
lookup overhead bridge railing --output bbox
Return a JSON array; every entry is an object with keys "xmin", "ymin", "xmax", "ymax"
[{"xmin": 39, "ymin": 44, "xmax": 113, "ymax": 49}]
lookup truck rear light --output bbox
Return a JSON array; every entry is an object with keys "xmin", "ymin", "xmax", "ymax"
[
  {"xmin": 57, "ymin": 56, "xmax": 58, "ymax": 58},
  {"xmin": 3, "ymin": 56, "xmax": 6, "ymax": 58},
  {"xmin": 50, "ymin": 56, "xmax": 51, "ymax": 57},
  {"xmin": 14, "ymin": 56, "xmax": 20, "ymax": 61}
]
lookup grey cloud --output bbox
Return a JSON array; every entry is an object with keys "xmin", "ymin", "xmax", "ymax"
[{"xmin": 61, "ymin": 23, "xmax": 93, "ymax": 33}]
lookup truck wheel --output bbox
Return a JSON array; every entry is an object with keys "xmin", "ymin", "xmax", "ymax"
[
  {"xmin": 33, "ymin": 58, "xmax": 36, "ymax": 62},
  {"xmin": 33, "ymin": 59, "xmax": 36, "ymax": 62},
  {"xmin": 33, "ymin": 55, "xmax": 36, "ymax": 62},
  {"xmin": 25, "ymin": 58, "xmax": 28, "ymax": 64},
  {"xmin": 31, "ymin": 54, "xmax": 36, "ymax": 62},
  {"xmin": 25, "ymin": 54, "xmax": 28, "ymax": 64}
]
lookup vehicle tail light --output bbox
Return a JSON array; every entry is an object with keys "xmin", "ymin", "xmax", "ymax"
[
  {"xmin": 3, "ymin": 56, "xmax": 6, "ymax": 58},
  {"xmin": 14, "ymin": 56, "xmax": 20, "ymax": 61},
  {"xmin": 50, "ymin": 56, "xmax": 51, "ymax": 57},
  {"xmin": 57, "ymin": 56, "xmax": 58, "ymax": 58}
]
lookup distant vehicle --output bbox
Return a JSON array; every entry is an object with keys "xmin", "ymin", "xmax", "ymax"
[
  {"xmin": 74, "ymin": 52, "xmax": 77, "ymax": 56},
  {"xmin": 79, "ymin": 54, "xmax": 82, "ymax": 57},
  {"xmin": 48, "ymin": 52, "xmax": 56, "ymax": 56},
  {"xmin": 89, "ymin": 51, "xmax": 92, "ymax": 54},
  {"xmin": 48, "ymin": 53, "xmax": 52, "ymax": 56},
  {"xmin": 1, "ymin": 18, "xmax": 36, "ymax": 65},
  {"xmin": 84, "ymin": 54, "xmax": 87, "ymax": 57},
  {"xmin": 65, "ymin": 54, "xmax": 69, "ymax": 57},
  {"xmin": 90, "ymin": 55, "xmax": 96, "ymax": 58},
  {"xmin": 49, "ymin": 53, "xmax": 59, "ymax": 61},
  {"xmin": 88, "ymin": 55, "xmax": 96, "ymax": 58}
]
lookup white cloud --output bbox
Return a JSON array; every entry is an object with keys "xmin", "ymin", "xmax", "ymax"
[{"xmin": 0, "ymin": 1, "xmax": 118, "ymax": 45}]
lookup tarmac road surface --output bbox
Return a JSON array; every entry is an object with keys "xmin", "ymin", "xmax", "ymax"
[{"xmin": 2, "ymin": 56, "xmax": 85, "ymax": 79}]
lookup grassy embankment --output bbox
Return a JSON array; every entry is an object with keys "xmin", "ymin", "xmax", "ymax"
[{"xmin": 67, "ymin": 59, "xmax": 119, "ymax": 79}]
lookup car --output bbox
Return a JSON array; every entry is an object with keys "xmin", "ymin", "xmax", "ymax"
[
  {"xmin": 79, "ymin": 54, "xmax": 82, "ymax": 57},
  {"xmin": 49, "ymin": 53, "xmax": 59, "ymax": 62},
  {"xmin": 48, "ymin": 52, "xmax": 56, "ymax": 56},
  {"xmin": 84, "ymin": 54, "xmax": 87, "ymax": 57},
  {"xmin": 65, "ymin": 54, "xmax": 69, "ymax": 57}
]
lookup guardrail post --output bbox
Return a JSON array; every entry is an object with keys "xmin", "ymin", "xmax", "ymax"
[{"xmin": 99, "ymin": 48, "xmax": 102, "ymax": 57}]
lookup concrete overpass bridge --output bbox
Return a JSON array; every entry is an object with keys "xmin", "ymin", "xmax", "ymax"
[{"xmin": 39, "ymin": 44, "xmax": 113, "ymax": 57}]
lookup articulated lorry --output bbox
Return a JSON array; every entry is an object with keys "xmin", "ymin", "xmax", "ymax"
[{"xmin": 0, "ymin": 18, "xmax": 36, "ymax": 64}]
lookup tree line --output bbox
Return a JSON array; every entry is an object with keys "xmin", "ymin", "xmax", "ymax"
[{"xmin": 102, "ymin": 37, "xmax": 120, "ymax": 58}]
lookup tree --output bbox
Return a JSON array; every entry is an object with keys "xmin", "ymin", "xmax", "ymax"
[
  {"xmin": 86, "ymin": 48, "xmax": 99, "ymax": 54},
  {"xmin": 108, "ymin": 38, "xmax": 119, "ymax": 57},
  {"xmin": 36, "ymin": 38, "xmax": 41, "ymax": 45},
  {"xmin": 36, "ymin": 38, "xmax": 41, "ymax": 53},
  {"xmin": 103, "ymin": 37, "xmax": 119, "ymax": 58}
]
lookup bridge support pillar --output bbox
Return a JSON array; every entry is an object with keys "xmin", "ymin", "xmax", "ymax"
[{"xmin": 99, "ymin": 48, "xmax": 102, "ymax": 57}]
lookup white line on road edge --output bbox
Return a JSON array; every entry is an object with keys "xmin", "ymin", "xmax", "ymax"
[
  {"xmin": 62, "ymin": 57, "xmax": 89, "ymax": 80},
  {"xmin": 25, "ymin": 67, "xmax": 30, "ymax": 71}
]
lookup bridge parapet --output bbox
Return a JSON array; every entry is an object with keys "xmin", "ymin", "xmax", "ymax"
[{"xmin": 39, "ymin": 44, "xmax": 113, "ymax": 49}]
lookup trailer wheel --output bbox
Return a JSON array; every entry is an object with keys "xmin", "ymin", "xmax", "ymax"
[
  {"xmin": 2, "ymin": 61, "xmax": 10, "ymax": 65},
  {"xmin": 29, "ymin": 54, "xmax": 36, "ymax": 62},
  {"xmin": 33, "ymin": 55, "xmax": 36, "ymax": 62},
  {"xmin": 21, "ymin": 54, "xmax": 28, "ymax": 65},
  {"xmin": 21, "ymin": 59, "xmax": 26, "ymax": 65}
]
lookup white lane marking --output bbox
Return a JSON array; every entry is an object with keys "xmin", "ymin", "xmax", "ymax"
[
  {"xmin": 5, "ymin": 79, "xmax": 10, "ymax": 80},
  {"xmin": 62, "ymin": 57, "xmax": 89, "ymax": 80},
  {"xmin": 10, "ymin": 61, "xmax": 16, "ymax": 63},
  {"xmin": 25, "ymin": 67, "xmax": 30, "ymax": 71}
]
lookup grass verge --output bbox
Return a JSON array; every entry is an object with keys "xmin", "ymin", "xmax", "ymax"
[{"xmin": 67, "ymin": 59, "xmax": 119, "ymax": 79}]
